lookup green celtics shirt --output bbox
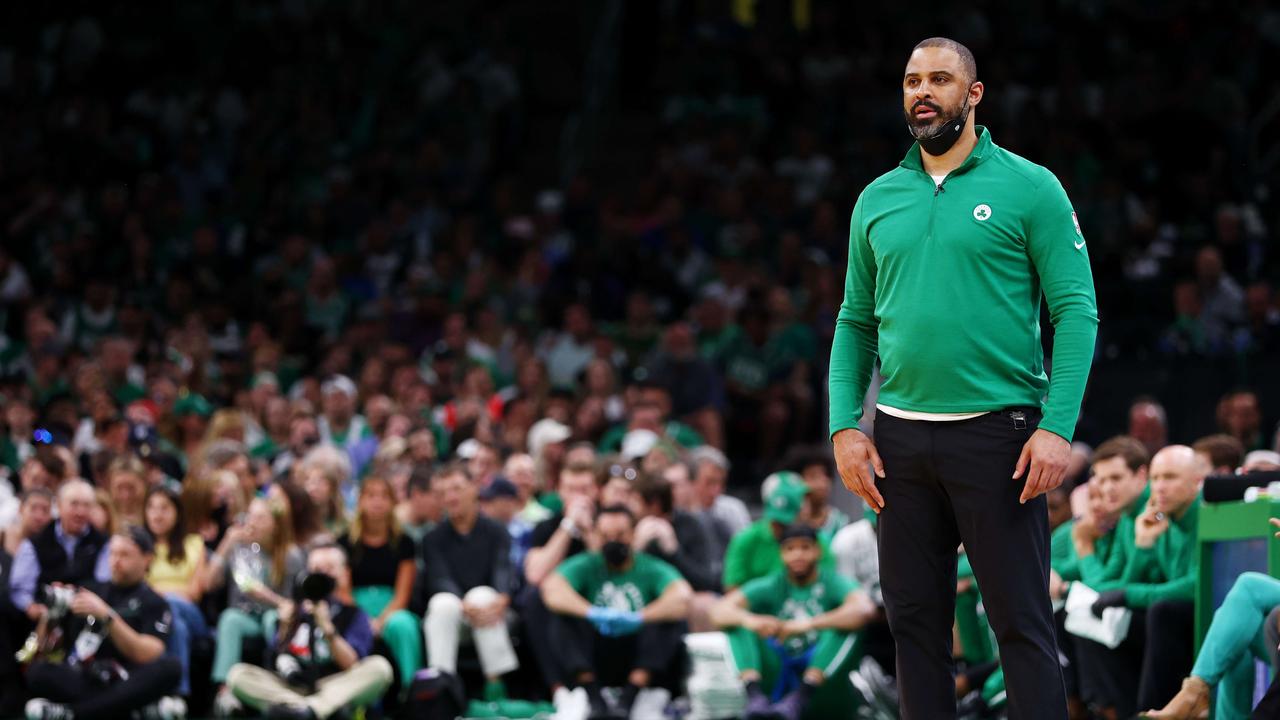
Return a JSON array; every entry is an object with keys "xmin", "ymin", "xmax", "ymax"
[
  {"xmin": 556, "ymin": 551, "xmax": 683, "ymax": 612},
  {"xmin": 741, "ymin": 567, "xmax": 857, "ymax": 655}
]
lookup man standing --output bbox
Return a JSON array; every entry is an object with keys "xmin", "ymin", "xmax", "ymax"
[{"xmin": 829, "ymin": 37, "xmax": 1098, "ymax": 719}]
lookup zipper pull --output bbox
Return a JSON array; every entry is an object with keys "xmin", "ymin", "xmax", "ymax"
[
  {"xmin": 934, "ymin": 183, "xmax": 944, "ymax": 197},
  {"xmin": 1009, "ymin": 411, "xmax": 1026, "ymax": 430}
]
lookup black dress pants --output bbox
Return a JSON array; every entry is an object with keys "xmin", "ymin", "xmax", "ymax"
[
  {"xmin": 518, "ymin": 584, "xmax": 566, "ymax": 689},
  {"xmin": 548, "ymin": 613, "xmax": 686, "ymax": 689},
  {"xmin": 874, "ymin": 408, "xmax": 1067, "ymax": 720},
  {"xmin": 1073, "ymin": 610, "xmax": 1147, "ymax": 718},
  {"xmin": 27, "ymin": 657, "xmax": 181, "ymax": 720},
  {"xmin": 1137, "ymin": 599, "xmax": 1194, "ymax": 710}
]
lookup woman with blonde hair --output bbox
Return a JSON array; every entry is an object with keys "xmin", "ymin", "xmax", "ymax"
[
  {"xmin": 339, "ymin": 475, "xmax": 422, "ymax": 685},
  {"xmin": 90, "ymin": 488, "xmax": 117, "ymax": 535},
  {"xmin": 106, "ymin": 454, "xmax": 148, "ymax": 527},
  {"xmin": 297, "ymin": 445, "xmax": 350, "ymax": 537},
  {"xmin": 202, "ymin": 495, "xmax": 304, "ymax": 711}
]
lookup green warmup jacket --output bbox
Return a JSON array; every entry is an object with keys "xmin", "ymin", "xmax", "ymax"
[
  {"xmin": 1121, "ymin": 496, "xmax": 1201, "ymax": 608},
  {"xmin": 828, "ymin": 126, "xmax": 1098, "ymax": 441},
  {"xmin": 1056, "ymin": 485, "xmax": 1151, "ymax": 590}
]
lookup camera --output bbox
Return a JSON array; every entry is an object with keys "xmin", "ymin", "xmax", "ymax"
[
  {"xmin": 41, "ymin": 584, "xmax": 76, "ymax": 617},
  {"xmin": 296, "ymin": 571, "xmax": 336, "ymax": 603}
]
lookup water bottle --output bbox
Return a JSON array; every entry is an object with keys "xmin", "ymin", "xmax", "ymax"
[
  {"xmin": 69, "ymin": 615, "xmax": 109, "ymax": 666},
  {"xmin": 232, "ymin": 543, "xmax": 264, "ymax": 592}
]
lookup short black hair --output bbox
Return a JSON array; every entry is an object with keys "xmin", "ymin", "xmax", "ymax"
[
  {"xmin": 308, "ymin": 540, "xmax": 349, "ymax": 567},
  {"xmin": 912, "ymin": 37, "xmax": 977, "ymax": 84},
  {"xmin": 634, "ymin": 476, "xmax": 673, "ymax": 515},
  {"xmin": 782, "ymin": 445, "xmax": 835, "ymax": 478},
  {"xmin": 431, "ymin": 461, "xmax": 471, "ymax": 486},
  {"xmin": 408, "ymin": 464, "xmax": 434, "ymax": 494},
  {"xmin": 596, "ymin": 503, "xmax": 636, "ymax": 525}
]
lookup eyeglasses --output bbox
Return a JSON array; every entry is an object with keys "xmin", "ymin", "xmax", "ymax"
[{"xmin": 608, "ymin": 464, "xmax": 638, "ymax": 482}]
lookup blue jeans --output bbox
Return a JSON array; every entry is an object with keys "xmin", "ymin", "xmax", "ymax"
[{"xmin": 165, "ymin": 594, "xmax": 210, "ymax": 696}]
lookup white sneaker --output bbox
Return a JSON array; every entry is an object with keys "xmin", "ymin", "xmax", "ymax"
[
  {"xmin": 25, "ymin": 699, "xmax": 74, "ymax": 720},
  {"xmin": 214, "ymin": 687, "xmax": 242, "ymax": 718},
  {"xmin": 552, "ymin": 686, "xmax": 590, "ymax": 720},
  {"xmin": 133, "ymin": 696, "xmax": 188, "ymax": 720},
  {"xmin": 630, "ymin": 688, "xmax": 671, "ymax": 720}
]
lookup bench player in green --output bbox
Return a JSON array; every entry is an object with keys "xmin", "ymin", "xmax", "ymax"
[{"xmin": 711, "ymin": 524, "xmax": 876, "ymax": 720}]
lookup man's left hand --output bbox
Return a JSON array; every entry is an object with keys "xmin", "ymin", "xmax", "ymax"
[
  {"xmin": 778, "ymin": 618, "xmax": 812, "ymax": 639},
  {"xmin": 69, "ymin": 588, "xmax": 111, "ymax": 622},
  {"xmin": 1013, "ymin": 429, "xmax": 1070, "ymax": 504},
  {"xmin": 314, "ymin": 600, "xmax": 336, "ymax": 635}
]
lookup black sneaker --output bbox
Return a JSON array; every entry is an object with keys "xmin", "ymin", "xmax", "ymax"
[
  {"xmin": 265, "ymin": 703, "xmax": 317, "ymax": 720},
  {"xmin": 743, "ymin": 687, "xmax": 775, "ymax": 719}
]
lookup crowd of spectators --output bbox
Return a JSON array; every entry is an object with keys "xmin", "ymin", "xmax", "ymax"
[{"xmin": 2, "ymin": 0, "xmax": 1280, "ymax": 718}]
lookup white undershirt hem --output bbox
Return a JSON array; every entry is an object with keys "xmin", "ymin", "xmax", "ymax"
[{"xmin": 876, "ymin": 404, "xmax": 989, "ymax": 421}]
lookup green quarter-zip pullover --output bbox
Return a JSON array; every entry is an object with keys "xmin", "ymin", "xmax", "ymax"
[{"xmin": 829, "ymin": 126, "xmax": 1098, "ymax": 441}]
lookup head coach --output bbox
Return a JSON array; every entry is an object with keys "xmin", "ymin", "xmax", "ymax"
[{"xmin": 828, "ymin": 37, "xmax": 1098, "ymax": 720}]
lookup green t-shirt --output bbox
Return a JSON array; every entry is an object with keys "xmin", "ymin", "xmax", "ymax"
[
  {"xmin": 741, "ymin": 567, "xmax": 857, "ymax": 655},
  {"xmin": 723, "ymin": 519, "xmax": 834, "ymax": 590},
  {"xmin": 556, "ymin": 552, "xmax": 683, "ymax": 612},
  {"xmin": 249, "ymin": 436, "xmax": 280, "ymax": 460}
]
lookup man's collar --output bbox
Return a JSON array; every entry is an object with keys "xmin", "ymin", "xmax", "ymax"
[
  {"xmin": 55, "ymin": 522, "xmax": 88, "ymax": 541},
  {"xmin": 899, "ymin": 125, "xmax": 994, "ymax": 174}
]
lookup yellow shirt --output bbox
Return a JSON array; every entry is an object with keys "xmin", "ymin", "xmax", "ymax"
[{"xmin": 148, "ymin": 534, "xmax": 205, "ymax": 595}]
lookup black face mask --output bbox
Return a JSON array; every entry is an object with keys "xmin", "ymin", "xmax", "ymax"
[
  {"xmin": 602, "ymin": 541, "xmax": 631, "ymax": 567},
  {"xmin": 907, "ymin": 91, "xmax": 972, "ymax": 157}
]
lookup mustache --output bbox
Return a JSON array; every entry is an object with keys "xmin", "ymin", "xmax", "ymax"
[{"xmin": 912, "ymin": 100, "xmax": 942, "ymax": 114}]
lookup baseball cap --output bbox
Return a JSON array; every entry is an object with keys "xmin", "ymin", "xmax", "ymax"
[
  {"xmin": 117, "ymin": 524, "xmax": 155, "ymax": 554},
  {"xmin": 621, "ymin": 429, "xmax": 660, "ymax": 461},
  {"xmin": 527, "ymin": 418, "xmax": 572, "ymax": 458},
  {"xmin": 173, "ymin": 393, "xmax": 214, "ymax": 418},
  {"xmin": 321, "ymin": 374, "xmax": 358, "ymax": 398},
  {"xmin": 250, "ymin": 371, "xmax": 280, "ymax": 390},
  {"xmin": 480, "ymin": 477, "xmax": 519, "ymax": 501},
  {"xmin": 762, "ymin": 471, "xmax": 808, "ymax": 524},
  {"xmin": 455, "ymin": 438, "xmax": 481, "ymax": 460}
]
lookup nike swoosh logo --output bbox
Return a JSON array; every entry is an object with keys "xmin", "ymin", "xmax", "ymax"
[{"xmin": 1074, "ymin": 240, "xmax": 1086, "ymax": 250}]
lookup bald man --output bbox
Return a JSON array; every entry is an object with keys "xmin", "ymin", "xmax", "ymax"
[
  {"xmin": 1074, "ymin": 445, "xmax": 1205, "ymax": 717},
  {"xmin": 9, "ymin": 479, "xmax": 111, "ymax": 621}
]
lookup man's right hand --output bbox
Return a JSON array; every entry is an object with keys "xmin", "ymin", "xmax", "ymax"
[
  {"xmin": 25, "ymin": 603, "xmax": 48, "ymax": 622},
  {"xmin": 744, "ymin": 614, "xmax": 782, "ymax": 637},
  {"xmin": 833, "ymin": 428, "xmax": 886, "ymax": 513},
  {"xmin": 1071, "ymin": 515, "xmax": 1101, "ymax": 556},
  {"xmin": 1134, "ymin": 506, "xmax": 1169, "ymax": 549},
  {"xmin": 565, "ymin": 497, "xmax": 595, "ymax": 535}
]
